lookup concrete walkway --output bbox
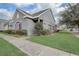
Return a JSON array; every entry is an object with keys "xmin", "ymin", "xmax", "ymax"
[
  {"xmin": 0, "ymin": 34, "xmax": 76, "ymax": 56},
  {"xmin": 72, "ymin": 32, "xmax": 79, "ymax": 38}
]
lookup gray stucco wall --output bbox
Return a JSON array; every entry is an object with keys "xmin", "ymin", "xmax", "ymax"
[
  {"xmin": 9, "ymin": 18, "xmax": 35, "ymax": 36},
  {"xmin": 0, "ymin": 23, "xmax": 4, "ymax": 30},
  {"xmin": 38, "ymin": 9, "xmax": 56, "ymax": 32},
  {"xmin": 7, "ymin": 8, "xmax": 56, "ymax": 36}
]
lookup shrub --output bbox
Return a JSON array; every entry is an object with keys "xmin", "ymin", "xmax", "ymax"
[
  {"xmin": 0, "ymin": 30, "xmax": 4, "ymax": 32},
  {"xmin": 40, "ymin": 30, "xmax": 50, "ymax": 35},
  {"xmin": 70, "ymin": 28, "xmax": 73, "ymax": 31},
  {"xmin": 2, "ymin": 30, "xmax": 27, "ymax": 35},
  {"xmin": 35, "ymin": 22, "xmax": 51, "ymax": 36},
  {"xmin": 35, "ymin": 22, "xmax": 43, "ymax": 35},
  {"xmin": 55, "ymin": 30, "xmax": 60, "ymax": 32},
  {"xmin": 4, "ymin": 30, "xmax": 15, "ymax": 34},
  {"xmin": 15, "ymin": 30, "xmax": 27, "ymax": 35},
  {"xmin": 35, "ymin": 22, "xmax": 43, "ymax": 31}
]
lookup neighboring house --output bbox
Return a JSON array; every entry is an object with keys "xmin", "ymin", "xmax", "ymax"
[
  {"xmin": 0, "ymin": 19, "xmax": 8, "ymax": 30},
  {"xmin": 0, "ymin": 8, "xmax": 56, "ymax": 35}
]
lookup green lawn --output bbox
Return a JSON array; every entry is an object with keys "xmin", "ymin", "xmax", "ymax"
[
  {"xmin": 30, "ymin": 32, "xmax": 79, "ymax": 55},
  {"xmin": 0, "ymin": 38, "xmax": 27, "ymax": 56}
]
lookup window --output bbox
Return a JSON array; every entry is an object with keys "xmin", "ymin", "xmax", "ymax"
[
  {"xmin": 17, "ymin": 14, "xmax": 19, "ymax": 18},
  {"xmin": 40, "ymin": 19, "xmax": 43, "ymax": 22},
  {"xmin": 9, "ymin": 25, "xmax": 12, "ymax": 27}
]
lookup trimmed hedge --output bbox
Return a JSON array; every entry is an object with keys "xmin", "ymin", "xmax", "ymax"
[
  {"xmin": 1, "ymin": 30, "xmax": 27, "ymax": 35},
  {"xmin": 15, "ymin": 30, "xmax": 27, "ymax": 35},
  {"xmin": 4, "ymin": 30, "xmax": 15, "ymax": 34}
]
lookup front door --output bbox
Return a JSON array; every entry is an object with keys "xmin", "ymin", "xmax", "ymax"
[{"xmin": 15, "ymin": 22, "xmax": 22, "ymax": 30}]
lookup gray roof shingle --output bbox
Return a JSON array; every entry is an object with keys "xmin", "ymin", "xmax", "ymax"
[{"xmin": 16, "ymin": 8, "xmax": 49, "ymax": 17}]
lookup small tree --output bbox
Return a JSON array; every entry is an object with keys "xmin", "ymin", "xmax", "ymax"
[
  {"xmin": 35, "ymin": 22, "xmax": 43, "ymax": 35},
  {"xmin": 59, "ymin": 3, "xmax": 79, "ymax": 31}
]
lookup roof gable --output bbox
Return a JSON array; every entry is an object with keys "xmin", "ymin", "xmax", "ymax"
[
  {"xmin": 31, "ymin": 9, "xmax": 48, "ymax": 17},
  {"xmin": 15, "ymin": 8, "xmax": 50, "ymax": 17},
  {"xmin": 16, "ymin": 8, "xmax": 32, "ymax": 16},
  {"xmin": 12, "ymin": 8, "xmax": 53, "ymax": 21}
]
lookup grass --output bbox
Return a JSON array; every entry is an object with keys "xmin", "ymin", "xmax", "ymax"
[
  {"xmin": 30, "ymin": 31, "xmax": 79, "ymax": 55},
  {"xmin": 0, "ymin": 38, "xmax": 27, "ymax": 56}
]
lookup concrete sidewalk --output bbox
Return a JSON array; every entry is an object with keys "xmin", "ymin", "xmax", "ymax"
[{"xmin": 0, "ymin": 34, "xmax": 76, "ymax": 56}]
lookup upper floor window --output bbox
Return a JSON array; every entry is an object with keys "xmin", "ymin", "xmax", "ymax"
[
  {"xmin": 40, "ymin": 19, "xmax": 43, "ymax": 23},
  {"xmin": 17, "ymin": 14, "xmax": 19, "ymax": 18},
  {"xmin": 9, "ymin": 25, "xmax": 13, "ymax": 27}
]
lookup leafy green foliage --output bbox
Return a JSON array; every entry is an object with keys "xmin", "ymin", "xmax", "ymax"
[
  {"xmin": 1, "ymin": 30, "xmax": 27, "ymax": 35},
  {"xmin": 59, "ymin": 3, "xmax": 79, "ymax": 29},
  {"xmin": 35, "ymin": 22, "xmax": 50, "ymax": 35},
  {"xmin": 35, "ymin": 22, "xmax": 43, "ymax": 35},
  {"xmin": 15, "ymin": 30, "xmax": 27, "ymax": 35}
]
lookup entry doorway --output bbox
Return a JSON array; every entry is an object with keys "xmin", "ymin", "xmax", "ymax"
[{"xmin": 15, "ymin": 22, "xmax": 22, "ymax": 30}]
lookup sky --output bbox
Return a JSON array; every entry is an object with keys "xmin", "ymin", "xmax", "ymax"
[{"xmin": 0, "ymin": 3, "xmax": 66, "ymax": 23}]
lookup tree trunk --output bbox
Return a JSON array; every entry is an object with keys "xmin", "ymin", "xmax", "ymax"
[{"xmin": 78, "ymin": 24, "xmax": 79, "ymax": 32}]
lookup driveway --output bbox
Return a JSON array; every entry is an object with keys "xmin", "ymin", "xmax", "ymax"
[{"xmin": 0, "ymin": 34, "xmax": 76, "ymax": 56}]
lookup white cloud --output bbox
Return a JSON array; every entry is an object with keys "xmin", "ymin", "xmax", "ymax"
[
  {"xmin": 47, "ymin": 3, "xmax": 65, "ymax": 23},
  {"xmin": 14, "ymin": 3, "xmax": 62, "ymax": 14},
  {"xmin": 49, "ymin": 3, "xmax": 65, "ymax": 13},
  {"xmin": 56, "ymin": 7, "xmax": 65, "ymax": 14},
  {"xmin": 14, "ymin": 3, "xmax": 42, "ymax": 14},
  {"xmin": 38, "ymin": 3, "xmax": 55, "ymax": 11},
  {"xmin": 0, "ymin": 9, "xmax": 13, "ymax": 20},
  {"xmin": 37, "ymin": 3, "xmax": 64, "ymax": 14},
  {"xmin": 0, "ymin": 3, "xmax": 65, "ymax": 23},
  {"xmin": 26, "ymin": 4, "xmax": 42, "ymax": 14},
  {"xmin": 14, "ymin": 3, "xmax": 34, "ymax": 7}
]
